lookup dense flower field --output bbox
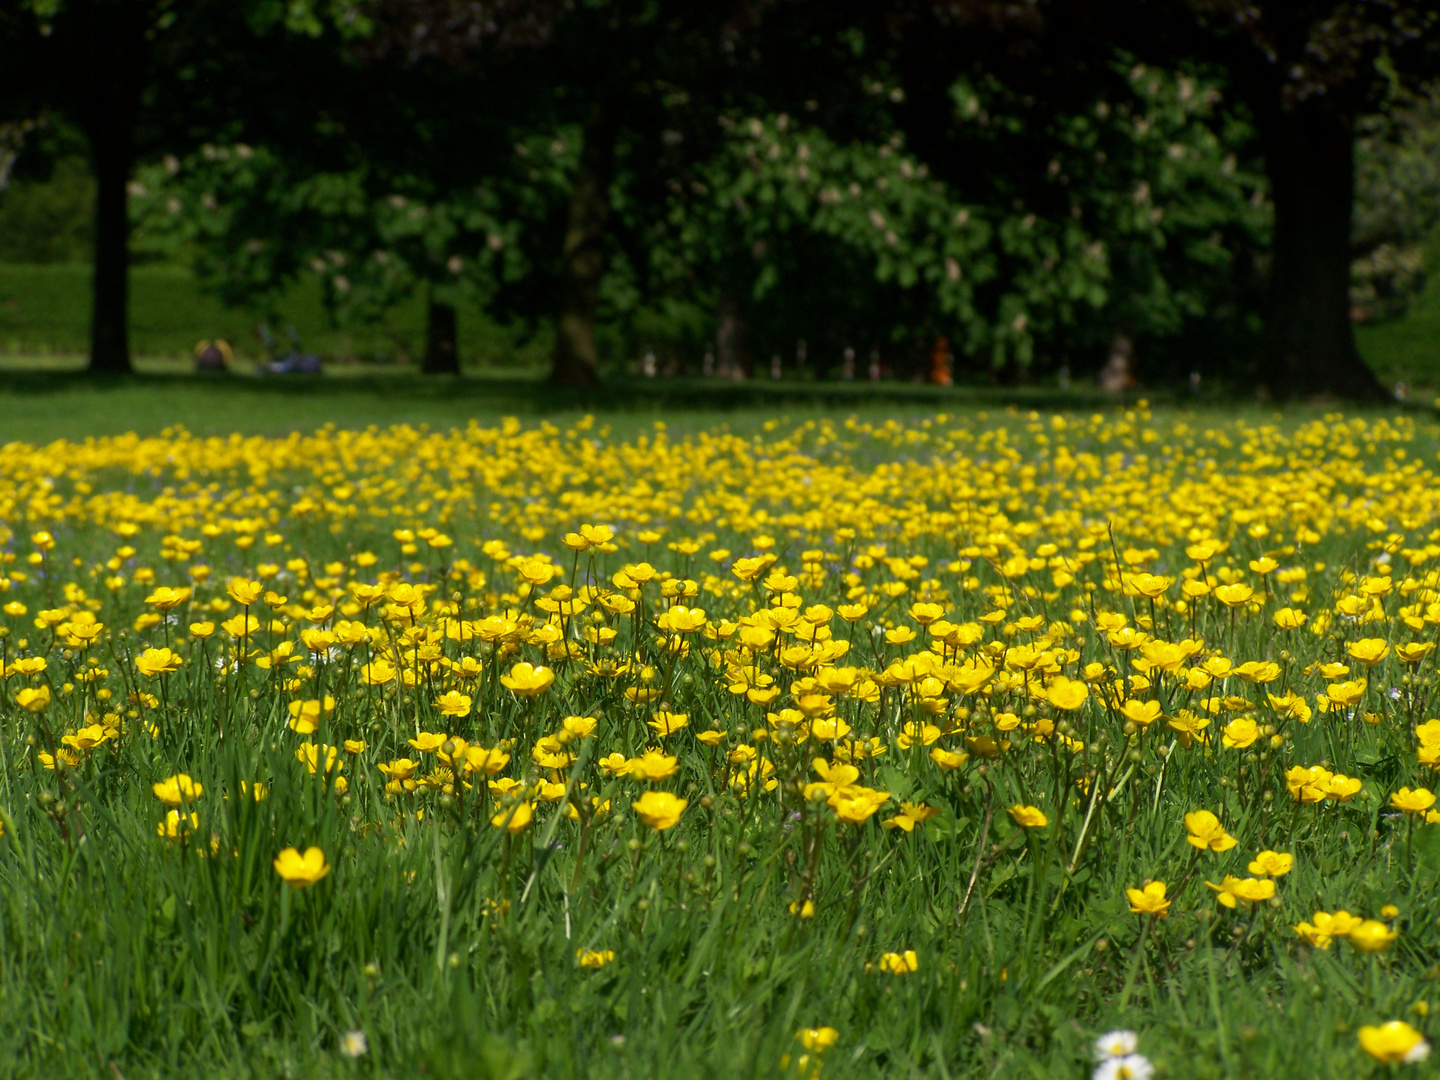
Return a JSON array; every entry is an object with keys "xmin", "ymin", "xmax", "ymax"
[{"xmin": 4, "ymin": 406, "xmax": 1440, "ymax": 1078}]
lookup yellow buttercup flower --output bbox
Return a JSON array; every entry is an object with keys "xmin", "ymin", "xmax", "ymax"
[
  {"xmin": 625, "ymin": 749, "xmax": 679, "ymax": 781},
  {"xmin": 875, "ymin": 950, "xmax": 918, "ymax": 975},
  {"xmin": 62, "ymin": 724, "xmax": 113, "ymax": 752},
  {"xmin": 1349, "ymin": 919, "xmax": 1399, "ymax": 953},
  {"xmin": 273, "ymin": 847, "xmax": 331, "ymax": 888},
  {"xmin": 929, "ymin": 746, "xmax": 969, "ymax": 770},
  {"xmin": 562, "ymin": 715, "xmax": 597, "ymax": 738},
  {"xmin": 1391, "ymin": 787, "xmax": 1437, "ymax": 814},
  {"xmin": 1205, "ymin": 876, "xmax": 1275, "ymax": 908},
  {"xmin": 1345, "ymin": 637, "xmax": 1390, "ymax": 666},
  {"xmin": 1121, "ymin": 699, "xmax": 1161, "ymax": 727},
  {"xmin": 287, "ymin": 696, "xmax": 335, "ymax": 734},
  {"xmin": 1358, "ymin": 1021, "xmax": 1430, "ymax": 1064},
  {"xmin": 829, "ymin": 787, "xmax": 889, "ymax": 824},
  {"xmin": 227, "ymin": 579, "xmax": 264, "ymax": 606},
  {"xmin": 648, "ymin": 710, "xmax": 689, "ymax": 736},
  {"xmin": 1213, "ymin": 583, "xmax": 1253, "ymax": 607},
  {"xmin": 1396, "ymin": 641, "xmax": 1435, "ymax": 665},
  {"xmin": 153, "ymin": 773, "xmax": 203, "ymax": 806},
  {"xmin": 1325, "ymin": 679, "xmax": 1367, "ymax": 707},
  {"xmin": 15, "ymin": 685, "xmax": 51, "ymax": 712},
  {"xmin": 1272, "ymin": 608, "xmax": 1307, "ymax": 630},
  {"xmin": 883, "ymin": 801, "xmax": 940, "ymax": 832},
  {"xmin": 1247, "ymin": 851, "xmax": 1293, "ymax": 877},
  {"xmin": 1126, "ymin": 880, "xmax": 1170, "ymax": 917},
  {"xmin": 1125, "ymin": 573, "xmax": 1171, "ymax": 599},
  {"xmin": 632, "ymin": 791, "xmax": 687, "ymax": 830},
  {"xmin": 500, "ymin": 662, "xmax": 555, "ymax": 697},
  {"xmin": 491, "ymin": 801, "xmax": 534, "ymax": 833},
  {"xmin": 797, "ymin": 1027, "xmax": 839, "ymax": 1052},
  {"xmin": 1220, "ymin": 717, "xmax": 1259, "ymax": 749},
  {"xmin": 144, "ymin": 586, "xmax": 191, "ymax": 611},
  {"xmin": 1008, "ymin": 804, "xmax": 1048, "ymax": 828},
  {"xmin": 1184, "ymin": 810, "xmax": 1237, "ymax": 852},
  {"xmin": 1309, "ymin": 910, "xmax": 1361, "ymax": 944},
  {"xmin": 434, "ymin": 691, "xmax": 473, "ymax": 717}
]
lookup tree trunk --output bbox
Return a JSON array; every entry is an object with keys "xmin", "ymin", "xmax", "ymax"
[
  {"xmin": 423, "ymin": 296, "xmax": 459, "ymax": 374},
  {"xmin": 1266, "ymin": 96, "xmax": 1384, "ymax": 401},
  {"xmin": 88, "ymin": 128, "xmax": 133, "ymax": 374},
  {"xmin": 549, "ymin": 101, "xmax": 620, "ymax": 388},
  {"xmin": 714, "ymin": 290, "xmax": 750, "ymax": 380}
]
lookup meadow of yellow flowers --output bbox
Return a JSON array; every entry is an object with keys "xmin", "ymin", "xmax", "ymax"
[{"xmin": 3, "ymin": 404, "xmax": 1440, "ymax": 1078}]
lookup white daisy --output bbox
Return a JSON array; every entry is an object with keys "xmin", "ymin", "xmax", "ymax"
[
  {"xmin": 1093, "ymin": 1029, "xmax": 1139, "ymax": 1060},
  {"xmin": 1093, "ymin": 1053, "xmax": 1154, "ymax": 1080}
]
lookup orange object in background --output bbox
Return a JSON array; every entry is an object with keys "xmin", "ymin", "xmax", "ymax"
[{"xmin": 929, "ymin": 336, "xmax": 952, "ymax": 385}]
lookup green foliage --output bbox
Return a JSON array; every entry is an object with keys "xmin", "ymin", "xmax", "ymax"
[
  {"xmin": 96, "ymin": 22, "xmax": 1276, "ymax": 380},
  {"xmin": 1352, "ymin": 87, "xmax": 1440, "ymax": 324},
  {"xmin": 126, "ymin": 127, "xmax": 581, "ymax": 342},
  {"xmin": 633, "ymin": 59, "xmax": 1268, "ymax": 373},
  {"xmin": 0, "ymin": 155, "xmax": 92, "ymax": 264}
]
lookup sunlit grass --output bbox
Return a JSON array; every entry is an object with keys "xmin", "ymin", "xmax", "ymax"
[{"xmin": 0, "ymin": 404, "xmax": 1437, "ymax": 1078}]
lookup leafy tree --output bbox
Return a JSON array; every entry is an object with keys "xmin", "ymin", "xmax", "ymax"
[
  {"xmin": 131, "ymin": 144, "xmax": 527, "ymax": 371},
  {"xmin": 0, "ymin": 0, "xmax": 368, "ymax": 373},
  {"xmin": 632, "ymin": 55, "xmax": 1265, "ymax": 382},
  {"xmin": 1351, "ymin": 83, "xmax": 1440, "ymax": 323},
  {"xmin": 378, "ymin": 0, "xmax": 782, "ymax": 386},
  {"xmin": 125, "ymin": 1, "xmax": 588, "ymax": 375},
  {"xmin": 853, "ymin": 0, "xmax": 1439, "ymax": 396},
  {"xmin": 1099, "ymin": 0, "xmax": 1438, "ymax": 396}
]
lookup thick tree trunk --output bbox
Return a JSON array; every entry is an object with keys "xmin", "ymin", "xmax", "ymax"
[
  {"xmin": 1266, "ymin": 97, "xmax": 1384, "ymax": 400},
  {"xmin": 88, "ymin": 129, "xmax": 133, "ymax": 374},
  {"xmin": 549, "ymin": 101, "xmax": 620, "ymax": 388},
  {"xmin": 423, "ymin": 296, "xmax": 459, "ymax": 374}
]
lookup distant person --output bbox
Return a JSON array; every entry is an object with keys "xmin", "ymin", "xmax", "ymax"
[
  {"xmin": 257, "ymin": 324, "xmax": 323, "ymax": 374},
  {"xmin": 194, "ymin": 339, "xmax": 232, "ymax": 372}
]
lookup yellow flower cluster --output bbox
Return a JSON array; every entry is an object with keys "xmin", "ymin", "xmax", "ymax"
[{"xmin": 6, "ymin": 404, "xmax": 1440, "ymax": 1025}]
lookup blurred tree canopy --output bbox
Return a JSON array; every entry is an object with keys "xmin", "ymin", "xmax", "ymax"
[{"xmin": 0, "ymin": 0, "xmax": 1435, "ymax": 394}]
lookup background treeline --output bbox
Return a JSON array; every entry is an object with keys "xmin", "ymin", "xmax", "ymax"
[{"xmin": 0, "ymin": 0, "xmax": 1436, "ymax": 395}]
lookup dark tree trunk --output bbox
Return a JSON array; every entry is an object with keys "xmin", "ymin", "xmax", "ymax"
[
  {"xmin": 549, "ymin": 100, "xmax": 620, "ymax": 388},
  {"xmin": 423, "ymin": 296, "xmax": 459, "ymax": 374},
  {"xmin": 88, "ymin": 128, "xmax": 133, "ymax": 374},
  {"xmin": 1265, "ymin": 96, "xmax": 1385, "ymax": 401}
]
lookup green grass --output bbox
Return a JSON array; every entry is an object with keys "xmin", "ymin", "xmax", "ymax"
[
  {"xmin": 0, "ymin": 406, "xmax": 1436, "ymax": 1079},
  {"xmin": 0, "ymin": 263, "xmax": 550, "ymax": 369},
  {"xmin": 0, "ymin": 365, "xmax": 1199, "ymax": 444},
  {"xmin": 1359, "ymin": 288, "xmax": 1440, "ymax": 395}
]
